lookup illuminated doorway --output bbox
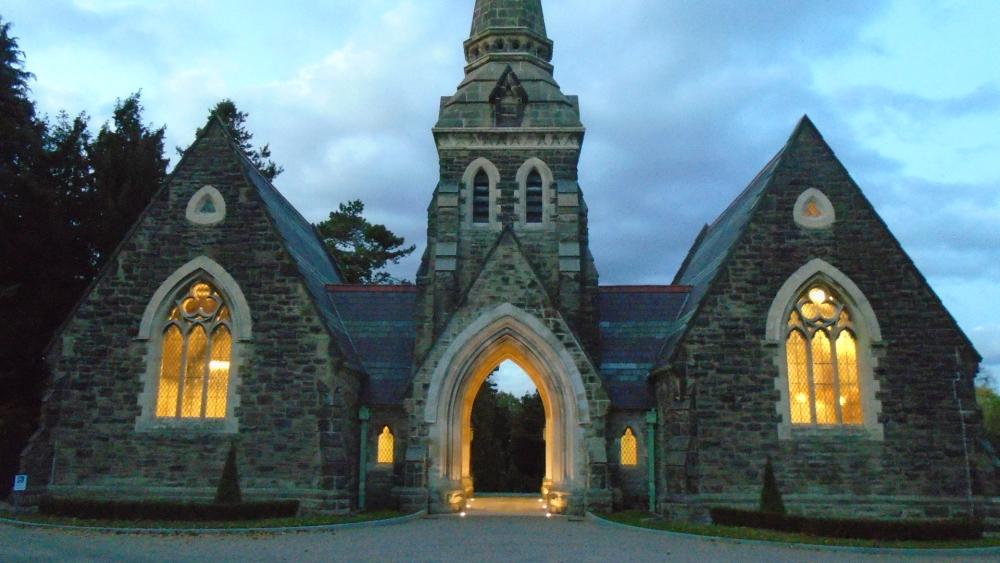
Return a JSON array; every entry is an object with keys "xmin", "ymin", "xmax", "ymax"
[{"xmin": 422, "ymin": 304, "xmax": 591, "ymax": 513}]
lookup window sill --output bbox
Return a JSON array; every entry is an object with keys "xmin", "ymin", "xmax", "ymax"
[
  {"xmin": 134, "ymin": 416, "xmax": 238, "ymax": 435},
  {"xmin": 779, "ymin": 423, "xmax": 883, "ymax": 442}
]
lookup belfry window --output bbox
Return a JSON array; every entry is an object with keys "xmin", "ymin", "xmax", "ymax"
[
  {"xmin": 377, "ymin": 426, "xmax": 394, "ymax": 464},
  {"xmin": 155, "ymin": 280, "xmax": 232, "ymax": 419},
  {"xmin": 525, "ymin": 170, "xmax": 543, "ymax": 223},
  {"xmin": 620, "ymin": 427, "xmax": 638, "ymax": 466},
  {"xmin": 472, "ymin": 170, "xmax": 491, "ymax": 224},
  {"xmin": 785, "ymin": 284, "xmax": 862, "ymax": 425}
]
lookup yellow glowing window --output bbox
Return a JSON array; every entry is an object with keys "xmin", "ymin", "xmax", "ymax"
[
  {"xmin": 156, "ymin": 281, "xmax": 232, "ymax": 419},
  {"xmin": 785, "ymin": 284, "xmax": 862, "ymax": 426},
  {"xmin": 377, "ymin": 426, "xmax": 394, "ymax": 464},
  {"xmin": 620, "ymin": 427, "xmax": 638, "ymax": 466}
]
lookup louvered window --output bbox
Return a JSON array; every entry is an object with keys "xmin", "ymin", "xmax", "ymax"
[
  {"xmin": 525, "ymin": 170, "xmax": 543, "ymax": 223},
  {"xmin": 472, "ymin": 170, "xmax": 490, "ymax": 224}
]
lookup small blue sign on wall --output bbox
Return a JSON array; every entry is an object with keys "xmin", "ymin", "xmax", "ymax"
[{"xmin": 13, "ymin": 474, "xmax": 27, "ymax": 492}]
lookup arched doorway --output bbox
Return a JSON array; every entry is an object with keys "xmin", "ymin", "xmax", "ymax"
[{"xmin": 422, "ymin": 304, "xmax": 590, "ymax": 513}]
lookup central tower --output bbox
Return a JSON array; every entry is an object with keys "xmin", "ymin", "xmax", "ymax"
[
  {"xmin": 404, "ymin": 0, "xmax": 609, "ymax": 515},
  {"xmin": 415, "ymin": 0, "xmax": 599, "ymax": 361}
]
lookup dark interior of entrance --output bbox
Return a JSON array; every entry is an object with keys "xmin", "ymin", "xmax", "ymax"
[{"xmin": 469, "ymin": 364, "xmax": 545, "ymax": 493}]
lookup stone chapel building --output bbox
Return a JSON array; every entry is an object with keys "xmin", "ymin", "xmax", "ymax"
[{"xmin": 20, "ymin": 0, "xmax": 997, "ymax": 519}]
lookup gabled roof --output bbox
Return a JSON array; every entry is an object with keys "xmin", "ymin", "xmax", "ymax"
[
  {"xmin": 327, "ymin": 285, "xmax": 418, "ymax": 406},
  {"xmin": 597, "ymin": 286, "xmax": 690, "ymax": 409},
  {"xmin": 656, "ymin": 118, "xmax": 805, "ymax": 363},
  {"xmin": 216, "ymin": 119, "xmax": 362, "ymax": 369}
]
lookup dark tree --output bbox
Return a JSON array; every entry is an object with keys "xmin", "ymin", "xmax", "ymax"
[
  {"xmin": 0, "ymin": 17, "xmax": 49, "ymax": 499},
  {"xmin": 316, "ymin": 200, "xmax": 415, "ymax": 284},
  {"xmin": 759, "ymin": 456, "xmax": 786, "ymax": 514},
  {"xmin": 215, "ymin": 442, "xmax": 243, "ymax": 505},
  {"xmin": 470, "ymin": 376, "xmax": 511, "ymax": 492},
  {"xmin": 88, "ymin": 92, "xmax": 168, "ymax": 264},
  {"xmin": 508, "ymin": 391, "xmax": 545, "ymax": 491},
  {"xmin": 196, "ymin": 99, "xmax": 283, "ymax": 182}
]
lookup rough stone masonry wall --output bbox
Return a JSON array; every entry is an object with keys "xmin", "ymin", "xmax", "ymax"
[
  {"xmin": 607, "ymin": 410, "xmax": 650, "ymax": 509},
  {"xmin": 365, "ymin": 406, "xmax": 408, "ymax": 509},
  {"xmin": 416, "ymin": 147, "xmax": 599, "ymax": 364},
  {"xmin": 671, "ymin": 127, "xmax": 989, "ymax": 519},
  {"xmin": 20, "ymin": 125, "xmax": 360, "ymax": 513}
]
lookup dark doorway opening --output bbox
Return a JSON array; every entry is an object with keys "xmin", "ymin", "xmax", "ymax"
[{"xmin": 469, "ymin": 364, "xmax": 545, "ymax": 493}]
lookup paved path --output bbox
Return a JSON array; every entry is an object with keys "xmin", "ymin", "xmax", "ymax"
[{"xmin": 2, "ymin": 515, "xmax": 996, "ymax": 562}]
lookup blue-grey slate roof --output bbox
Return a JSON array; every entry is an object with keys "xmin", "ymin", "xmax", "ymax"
[
  {"xmin": 597, "ymin": 287, "xmax": 690, "ymax": 409},
  {"xmin": 327, "ymin": 286, "xmax": 418, "ymax": 406},
  {"xmin": 227, "ymin": 128, "xmax": 362, "ymax": 369},
  {"xmin": 656, "ymin": 134, "xmax": 791, "ymax": 365}
]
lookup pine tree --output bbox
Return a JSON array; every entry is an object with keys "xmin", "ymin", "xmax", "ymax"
[
  {"xmin": 195, "ymin": 99, "xmax": 283, "ymax": 182},
  {"xmin": 316, "ymin": 200, "xmax": 415, "ymax": 284},
  {"xmin": 88, "ymin": 92, "xmax": 168, "ymax": 264},
  {"xmin": 759, "ymin": 456, "xmax": 786, "ymax": 514}
]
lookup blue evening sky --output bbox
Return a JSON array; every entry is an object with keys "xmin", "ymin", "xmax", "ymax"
[{"xmin": 4, "ymin": 1, "xmax": 998, "ymax": 396}]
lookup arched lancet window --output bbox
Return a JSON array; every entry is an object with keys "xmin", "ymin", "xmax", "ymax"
[
  {"xmin": 620, "ymin": 427, "xmax": 638, "ymax": 466},
  {"xmin": 472, "ymin": 170, "xmax": 491, "ymax": 224},
  {"xmin": 155, "ymin": 280, "xmax": 232, "ymax": 419},
  {"xmin": 785, "ymin": 284, "xmax": 862, "ymax": 425},
  {"xmin": 525, "ymin": 170, "xmax": 543, "ymax": 223},
  {"xmin": 377, "ymin": 426, "xmax": 394, "ymax": 464}
]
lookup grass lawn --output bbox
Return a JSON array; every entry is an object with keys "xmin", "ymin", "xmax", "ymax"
[
  {"xmin": 597, "ymin": 511, "xmax": 1000, "ymax": 550},
  {"xmin": 4, "ymin": 509, "xmax": 406, "ymax": 530}
]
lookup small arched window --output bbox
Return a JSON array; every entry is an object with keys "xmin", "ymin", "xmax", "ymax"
[
  {"xmin": 155, "ymin": 280, "xmax": 232, "ymax": 419},
  {"xmin": 377, "ymin": 426, "xmax": 394, "ymax": 464},
  {"xmin": 525, "ymin": 170, "xmax": 543, "ymax": 223},
  {"xmin": 620, "ymin": 427, "xmax": 638, "ymax": 466},
  {"xmin": 472, "ymin": 170, "xmax": 491, "ymax": 224},
  {"xmin": 785, "ymin": 284, "xmax": 862, "ymax": 425}
]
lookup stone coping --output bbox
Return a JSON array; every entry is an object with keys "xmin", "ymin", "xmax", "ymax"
[
  {"xmin": 0, "ymin": 510, "xmax": 425, "ymax": 536},
  {"xmin": 585, "ymin": 512, "xmax": 1000, "ymax": 557}
]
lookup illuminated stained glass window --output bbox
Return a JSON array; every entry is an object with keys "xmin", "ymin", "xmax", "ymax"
[
  {"xmin": 620, "ymin": 427, "xmax": 638, "ymax": 466},
  {"xmin": 785, "ymin": 284, "xmax": 862, "ymax": 425},
  {"xmin": 377, "ymin": 426, "xmax": 394, "ymax": 464},
  {"xmin": 156, "ymin": 281, "xmax": 232, "ymax": 419}
]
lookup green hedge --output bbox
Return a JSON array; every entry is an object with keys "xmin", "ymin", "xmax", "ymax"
[
  {"xmin": 39, "ymin": 497, "xmax": 300, "ymax": 522},
  {"xmin": 709, "ymin": 507, "xmax": 982, "ymax": 541}
]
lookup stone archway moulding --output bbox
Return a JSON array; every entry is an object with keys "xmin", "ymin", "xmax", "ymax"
[
  {"xmin": 423, "ymin": 303, "xmax": 591, "ymax": 489},
  {"xmin": 137, "ymin": 255, "xmax": 252, "ymax": 341}
]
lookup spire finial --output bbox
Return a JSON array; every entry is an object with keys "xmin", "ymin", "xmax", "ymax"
[{"xmin": 465, "ymin": 0, "xmax": 553, "ymax": 66}]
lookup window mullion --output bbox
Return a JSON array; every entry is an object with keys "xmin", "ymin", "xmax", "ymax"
[
  {"xmin": 176, "ymin": 325, "xmax": 190, "ymax": 418},
  {"xmin": 830, "ymin": 327, "xmax": 844, "ymax": 424},
  {"xmin": 806, "ymin": 329, "xmax": 818, "ymax": 424},
  {"xmin": 200, "ymin": 322, "xmax": 211, "ymax": 419}
]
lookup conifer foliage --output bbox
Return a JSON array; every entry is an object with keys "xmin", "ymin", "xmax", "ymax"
[
  {"xmin": 195, "ymin": 99, "xmax": 283, "ymax": 182},
  {"xmin": 759, "ymin": 456, "xmax": 787, "ymax": 514},
  {"xmin": 316, "ymin": 200, "xmax": 415, "ymax": 284},
  {"xmin": 215, "ymin": 442, "xmax": 243, "ymax": 505},
  {"xmin": 0, "ymin": 16, "xmax": 168, "ymax": 498}
]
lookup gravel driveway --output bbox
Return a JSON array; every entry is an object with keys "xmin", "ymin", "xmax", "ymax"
[{"xmin": 1, "ymin": 515, "xmax": 996, "ymax": 562}]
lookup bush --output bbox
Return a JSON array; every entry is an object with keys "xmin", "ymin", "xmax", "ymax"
[
  {"xmin": 758, "ymin": 457, "xmax": 785, "ymax": 515},
  {"xmin": 215, "ymin": 442, "xmax": 242, "ymax": 504},
  {"xmin": 38, "ymin": 498, "xmax": 299, "ymax": 522},
  {"xmin": 710, "ymin": 507, "xmax": 983, "ymax": 541}
]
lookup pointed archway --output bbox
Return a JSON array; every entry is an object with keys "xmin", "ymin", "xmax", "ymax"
[{"xmin": 423, "ymin": 303, "xmax": 590, "ymax": 513}]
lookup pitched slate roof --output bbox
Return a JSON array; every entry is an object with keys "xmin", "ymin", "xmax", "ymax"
[
  {"xmin": 598, "ymin": 286, "xmax": 690, "ymax": 409},
  {"xmin": 222, "ymin": 120, "xmax": 362, "ymax": 368},
  {"xmin": 327, "ymin": 285, "xmax": 418, "ymax": 406},
  {"xmin": 654, "ymin": 121, "xmax": 800, "ymax": 365}
]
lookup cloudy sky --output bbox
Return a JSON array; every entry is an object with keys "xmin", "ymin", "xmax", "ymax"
[{"xmin": 4, "ymin": 0, "xmax": 999, "ymax": 395}]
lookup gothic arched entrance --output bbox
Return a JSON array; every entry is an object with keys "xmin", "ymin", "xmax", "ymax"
[{"xmin": 422, "ymin": 304, "xmax": 591, "ymax": 513}]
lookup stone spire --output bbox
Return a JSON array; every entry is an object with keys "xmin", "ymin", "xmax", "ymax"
[
  {"xmin": 471, "ymin": 0, "xmax": 547, "ymax": 37},
  {"xmin": 465, "ymin": 0, "xmax": 553, "ymax": 67}
]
